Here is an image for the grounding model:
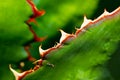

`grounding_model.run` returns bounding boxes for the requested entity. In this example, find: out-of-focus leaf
[0,0,32,80]
[23,12,120,80]
[0,64,14,80]
[0,0,32,62]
